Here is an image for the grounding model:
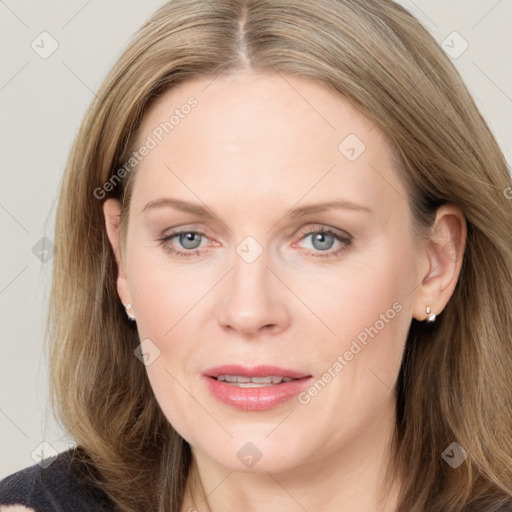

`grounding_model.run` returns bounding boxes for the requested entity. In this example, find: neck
[182,397,402,512]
